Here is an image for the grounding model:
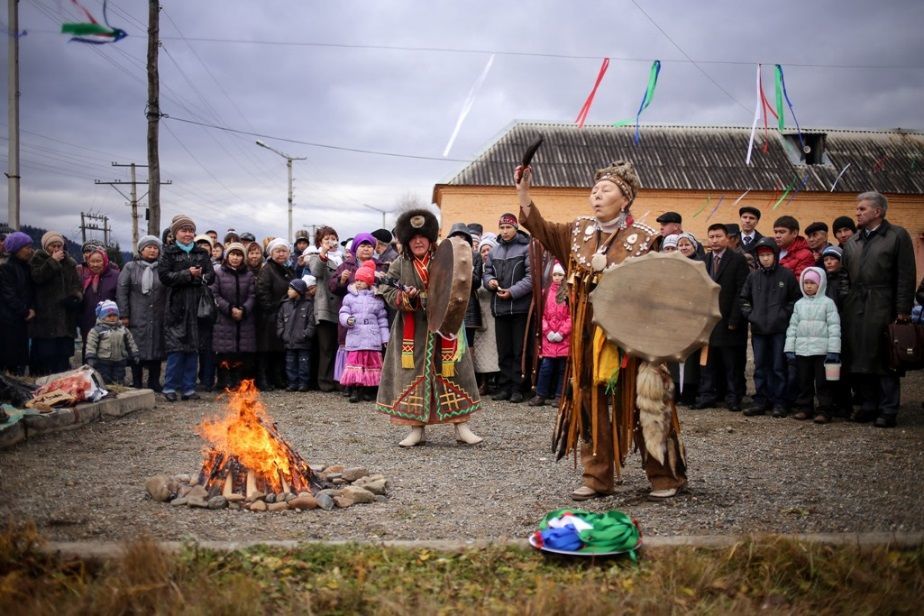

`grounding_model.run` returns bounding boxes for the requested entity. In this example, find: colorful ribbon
[692,194,711,218]
[774,65,804,150]
[575,58,610,128]
[631,60,661,143]
[443,54,495,157]
[61,0,127,44]
[830,163,851,192]
[746,64,762,165]
[772,174,809,210]
[704,195,726,221]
